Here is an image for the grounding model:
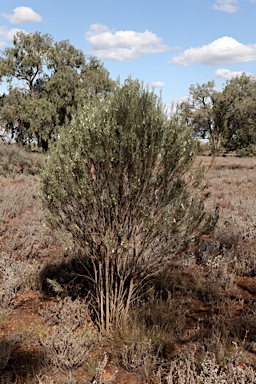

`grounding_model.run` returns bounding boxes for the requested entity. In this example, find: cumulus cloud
[212,0,240,12]
[169,36,256,66]
[0,26,24,48]
[215,68,245,80]
[147,81,165,88]
[215,68,254,80]
[85,24,169,62]
[2,7,42,25]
